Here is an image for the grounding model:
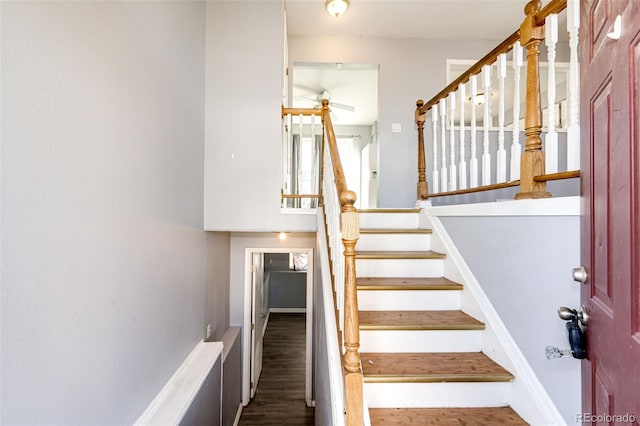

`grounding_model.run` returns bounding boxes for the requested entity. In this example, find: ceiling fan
[294,89,355,113]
